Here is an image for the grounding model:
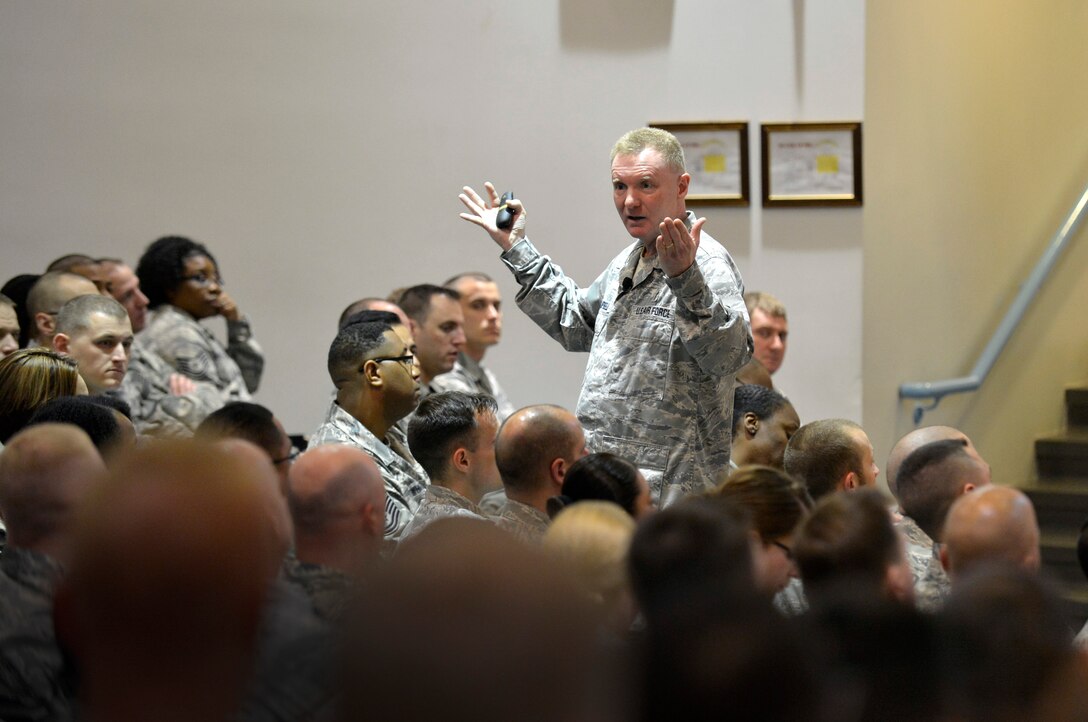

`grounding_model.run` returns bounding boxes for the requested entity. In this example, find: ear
[961,483,977,495]
[35,312,56,338]
[842,471,859,491]
[53,333,71,354]
[743,412,761,440]
[677,172,690,200]
[549,457,567,487]
[451,447,470,474]
[361,359,383,388]
[939,545,951,575]
[407,319,422,338]
[361,502,382,536]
